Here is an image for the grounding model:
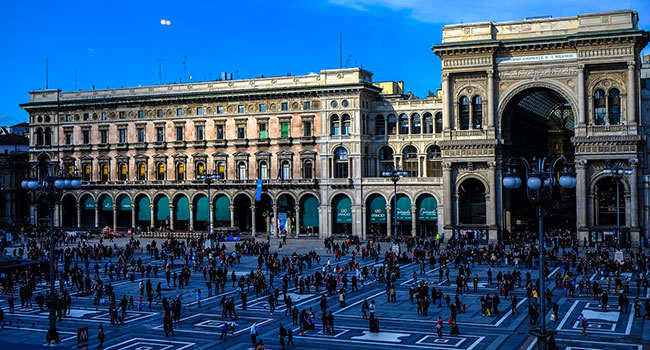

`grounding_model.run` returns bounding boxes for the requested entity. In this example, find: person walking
[279,323,287,350]
[250,321,259,345]
[436,316,443,337]
[196,289,201,308]
[97,324,105,350]
[578,313,588,336]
